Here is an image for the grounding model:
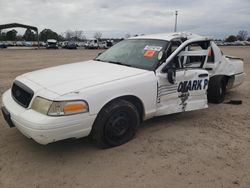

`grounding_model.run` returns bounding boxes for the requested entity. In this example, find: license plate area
[1,106,15,128]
